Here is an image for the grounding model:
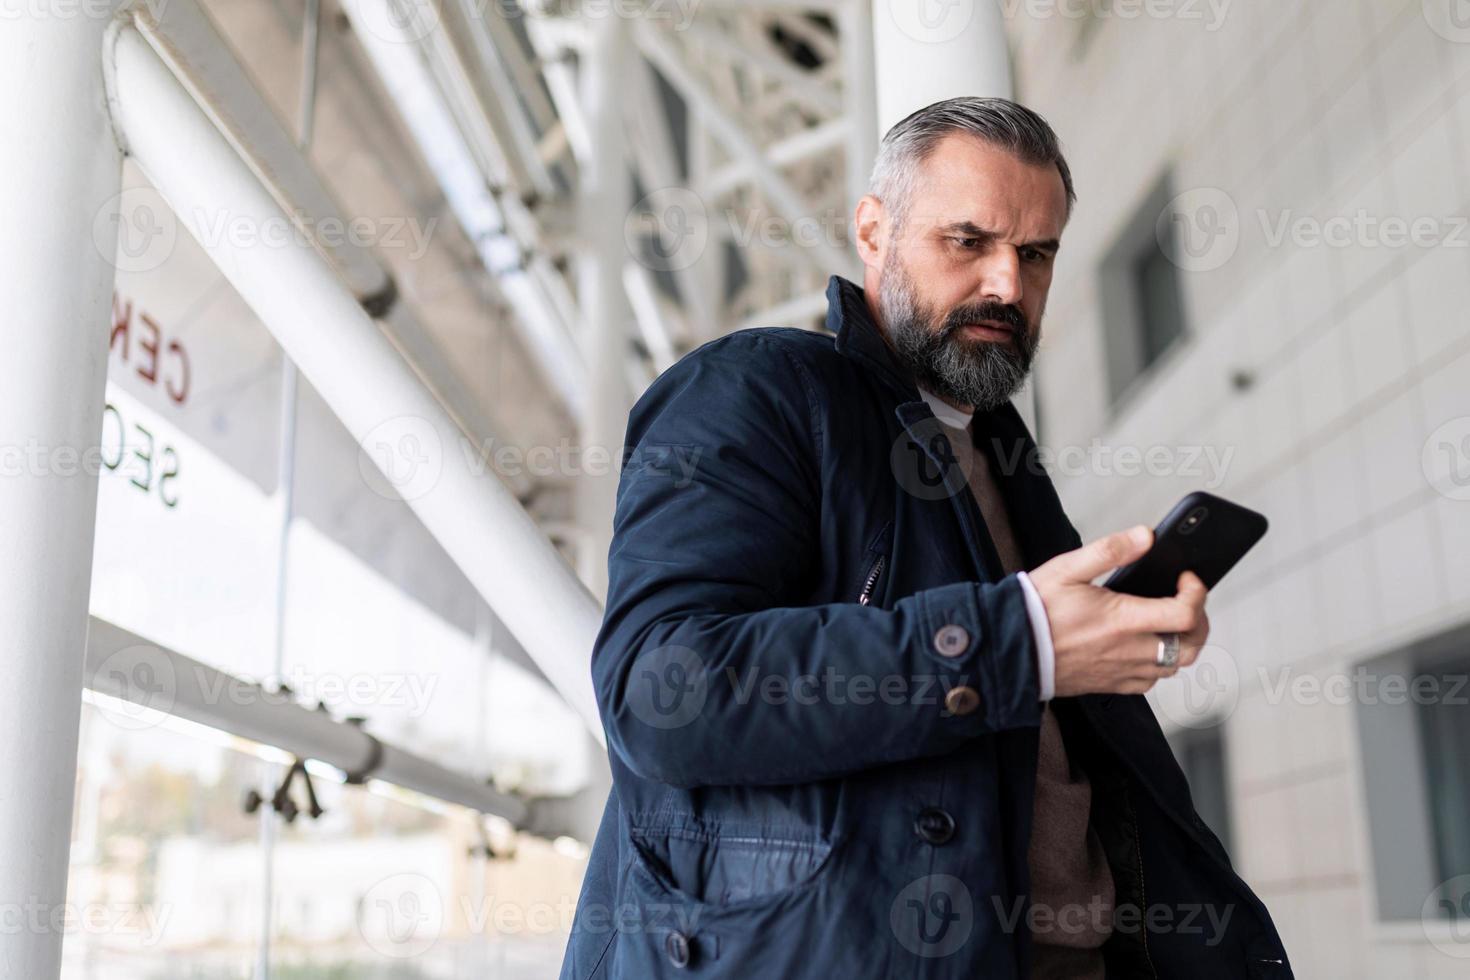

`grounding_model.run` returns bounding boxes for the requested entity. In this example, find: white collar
[918,386,975,429]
